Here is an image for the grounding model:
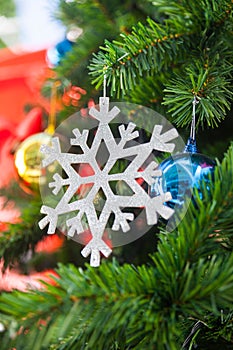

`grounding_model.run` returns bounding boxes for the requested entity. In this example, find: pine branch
[125,71,170,108]
[89,0,233,128]
[150,0,232,23]
[163,50,233,128]
[89,18,190,96]
[1,143,233,349]
[89,0,233,92]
